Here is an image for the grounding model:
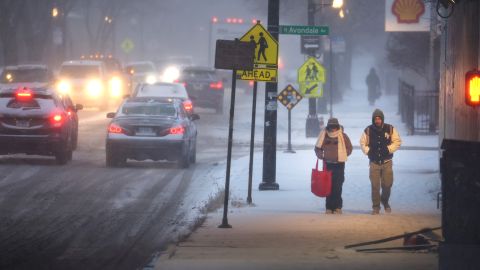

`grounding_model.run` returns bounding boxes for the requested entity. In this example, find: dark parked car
[105,97,199,168]
[0,64,55,89]
[175,66,224,113]
[0,86,82,164]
